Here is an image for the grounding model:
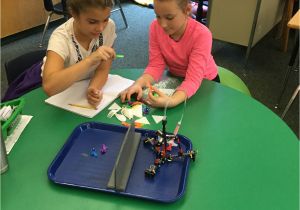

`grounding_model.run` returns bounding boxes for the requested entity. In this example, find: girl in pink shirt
[121,0,219,107]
